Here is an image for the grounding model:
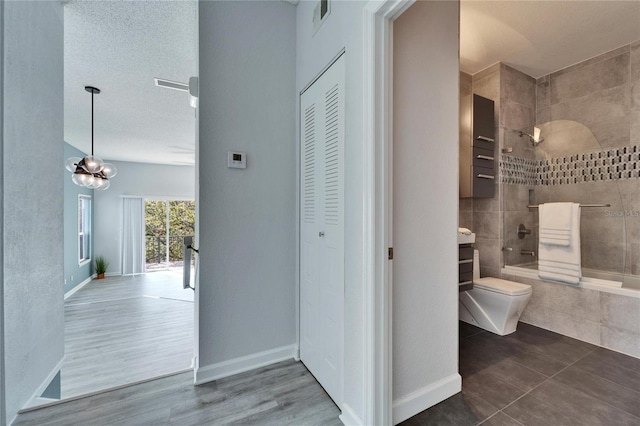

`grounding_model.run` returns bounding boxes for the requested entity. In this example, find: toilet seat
[474,277,532,296]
